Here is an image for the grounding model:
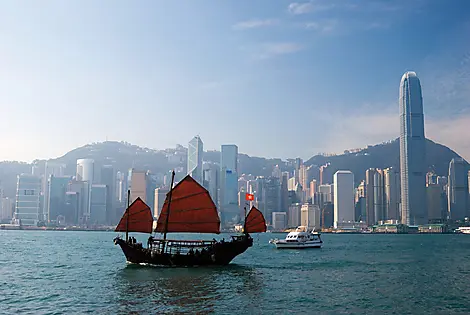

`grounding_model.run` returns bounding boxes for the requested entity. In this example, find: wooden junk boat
[113,171,266,266]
